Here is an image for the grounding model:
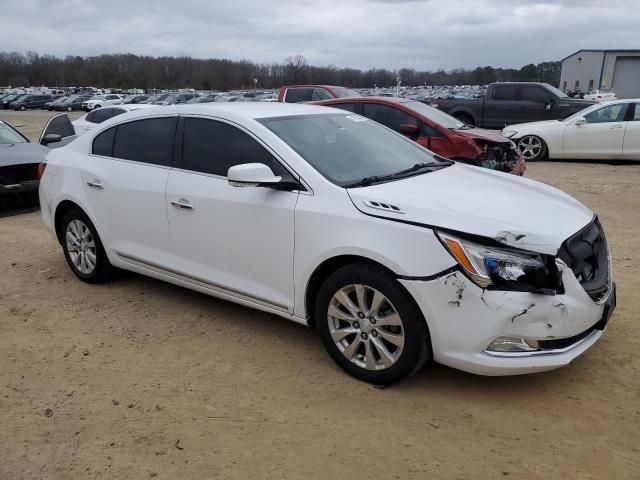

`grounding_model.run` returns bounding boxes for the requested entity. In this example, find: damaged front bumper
[400,263,615,376]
